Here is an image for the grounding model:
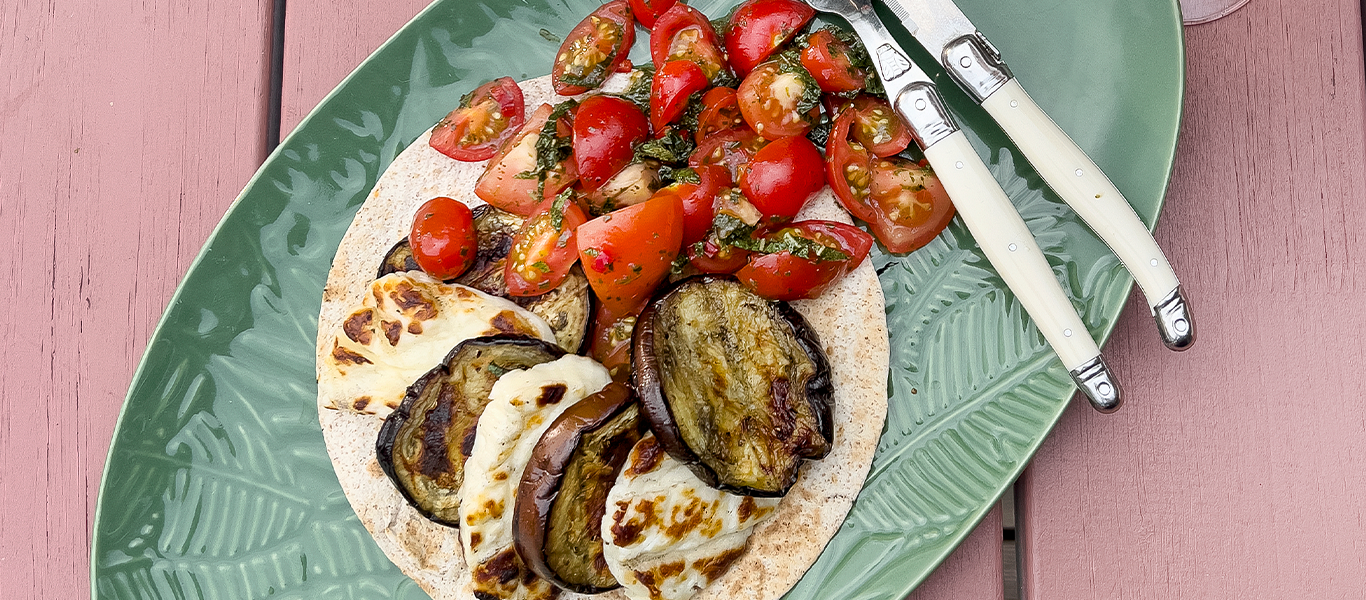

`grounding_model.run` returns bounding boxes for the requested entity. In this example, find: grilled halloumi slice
[458,355,613,600]
[602,435,780,600]
[319,271,554,418]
